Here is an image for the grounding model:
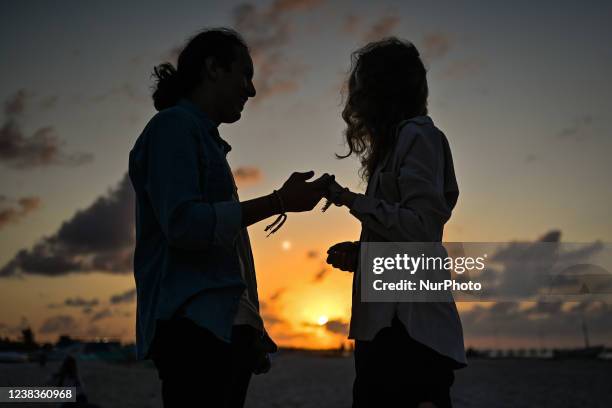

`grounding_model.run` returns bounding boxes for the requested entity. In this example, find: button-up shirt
[128,99,258,359]
[347,116,467,367]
